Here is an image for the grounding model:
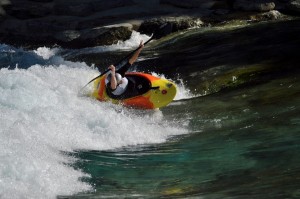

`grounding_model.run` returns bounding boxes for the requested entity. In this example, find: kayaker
[105,41,144,95]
